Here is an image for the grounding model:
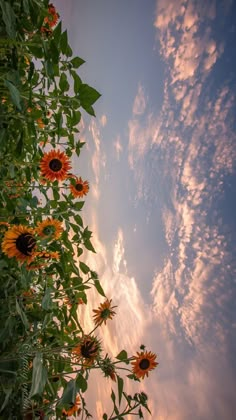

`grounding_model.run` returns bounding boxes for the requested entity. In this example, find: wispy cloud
[77,213,154,417]
[132,83,147,115]
[113,134,123,161]
[89,119,106,199]
[125,0,236,418]
[100,114,107,127]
